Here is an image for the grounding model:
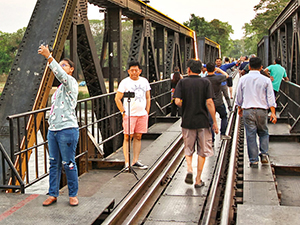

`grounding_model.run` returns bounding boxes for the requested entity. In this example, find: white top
[117,76,151,116]
[235,70,276,109]
[48,59,78,131]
